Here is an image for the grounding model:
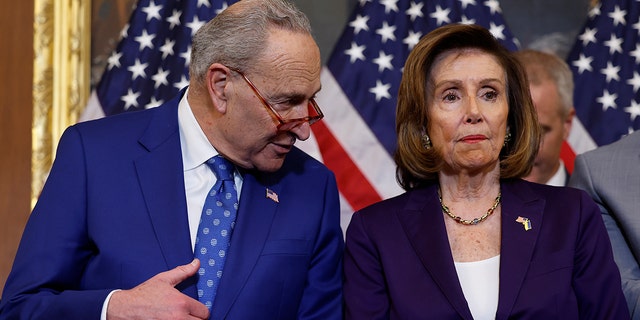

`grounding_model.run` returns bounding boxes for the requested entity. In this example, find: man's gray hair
[189,0,312,84]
